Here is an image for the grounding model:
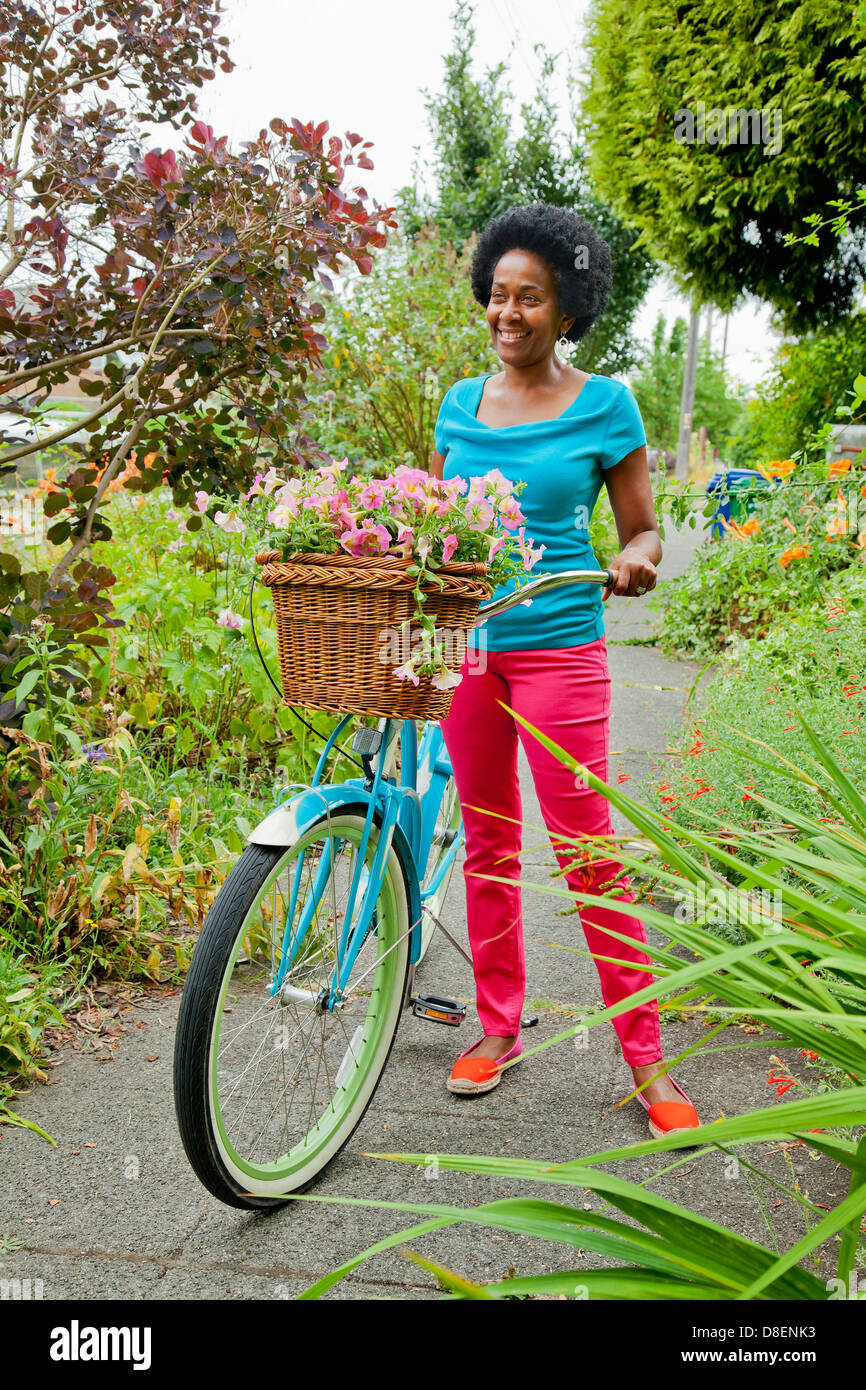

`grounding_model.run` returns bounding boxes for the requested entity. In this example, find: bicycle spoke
[209,818,405,1175]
